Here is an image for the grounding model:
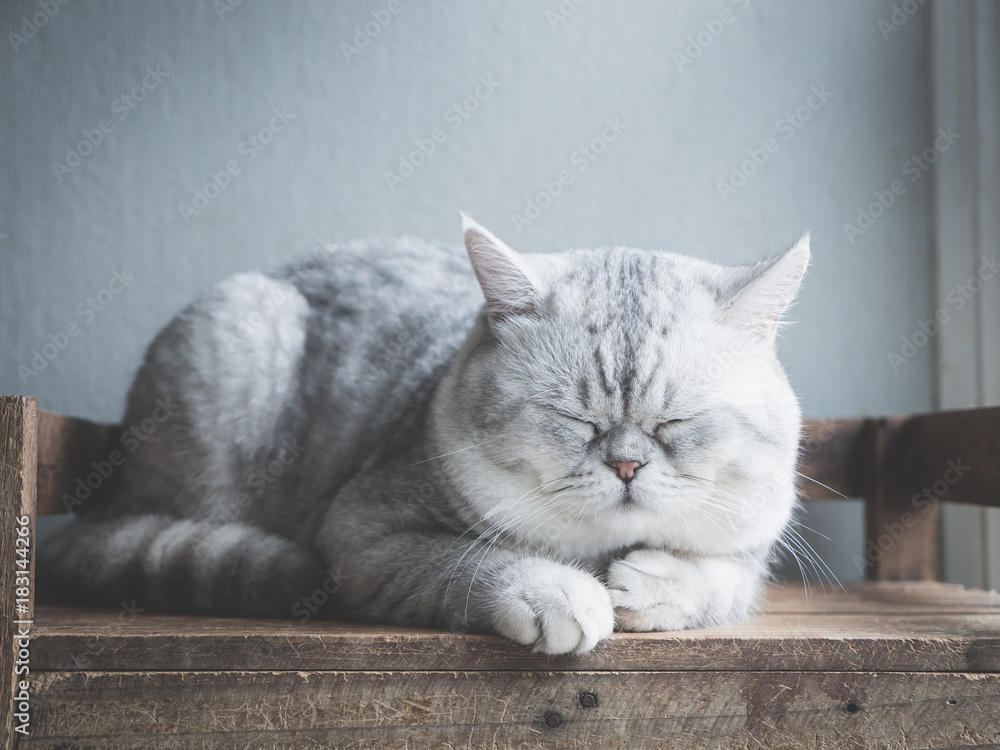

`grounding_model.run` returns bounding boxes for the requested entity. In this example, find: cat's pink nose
[611,460,642,482]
